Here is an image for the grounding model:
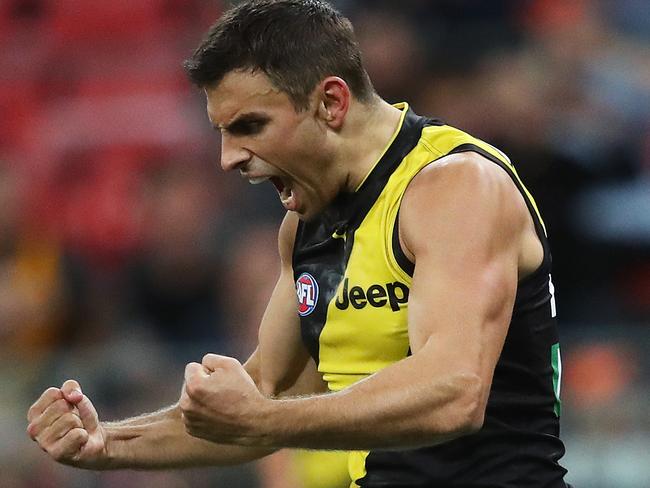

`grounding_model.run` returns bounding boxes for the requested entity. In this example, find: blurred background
[0,0,648,487]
